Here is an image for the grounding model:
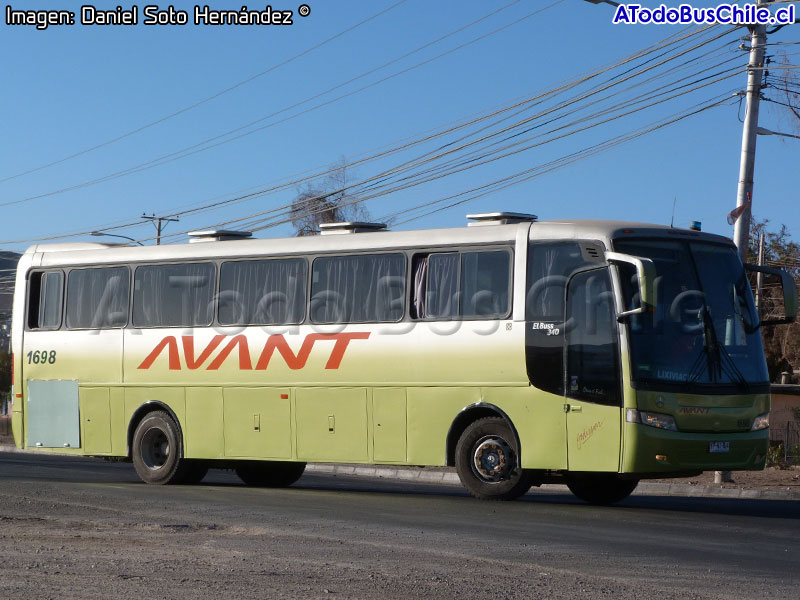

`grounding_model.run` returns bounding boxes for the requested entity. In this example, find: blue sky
[0,0,797,251]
